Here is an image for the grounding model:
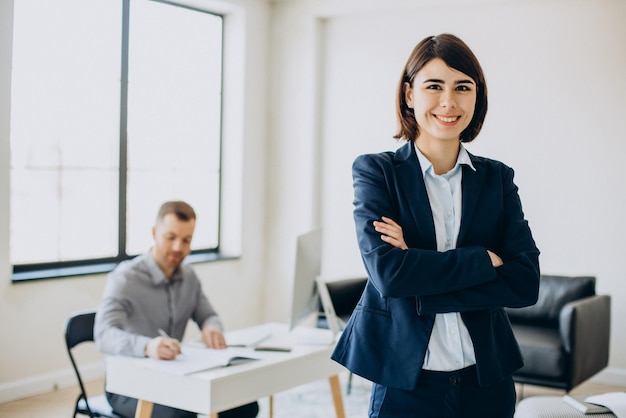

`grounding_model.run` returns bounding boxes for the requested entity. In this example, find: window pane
[126,1,222,254]
[10,0,122,264]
